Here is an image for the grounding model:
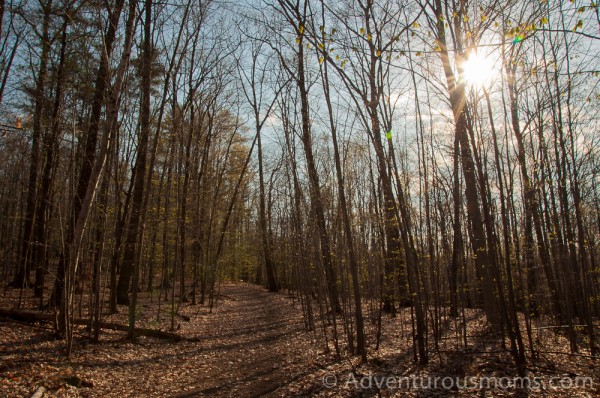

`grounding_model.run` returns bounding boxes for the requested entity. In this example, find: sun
[461,51,497,87]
